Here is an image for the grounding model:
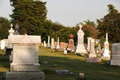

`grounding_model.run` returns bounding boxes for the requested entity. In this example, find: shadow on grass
[39,55,120,80]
